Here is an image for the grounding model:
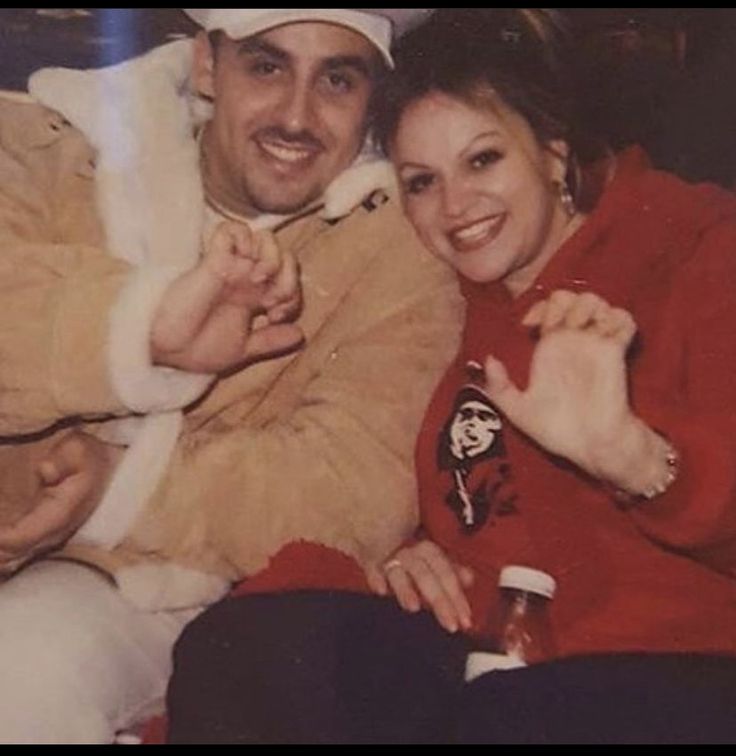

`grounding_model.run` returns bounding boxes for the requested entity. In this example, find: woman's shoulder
[614,146,736,229]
